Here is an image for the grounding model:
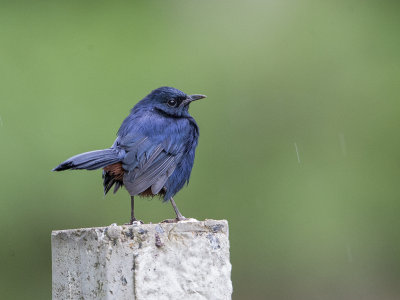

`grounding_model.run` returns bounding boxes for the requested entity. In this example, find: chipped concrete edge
[51,219,229,238]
